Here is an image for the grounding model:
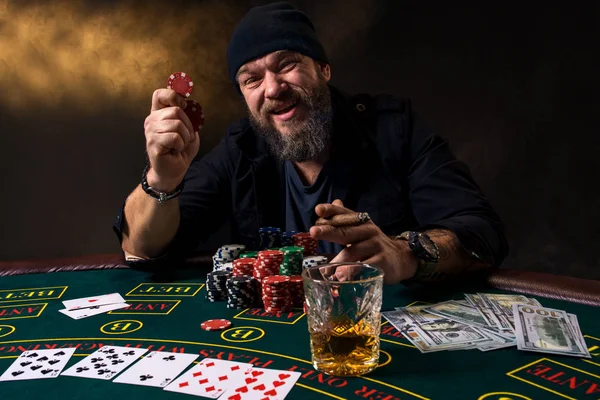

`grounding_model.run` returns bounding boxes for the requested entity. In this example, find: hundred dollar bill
[479,293,541,331]
[424,300,490,328]
[384,306,494,353]
[465,294,503,329]
[513,304,591,358]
